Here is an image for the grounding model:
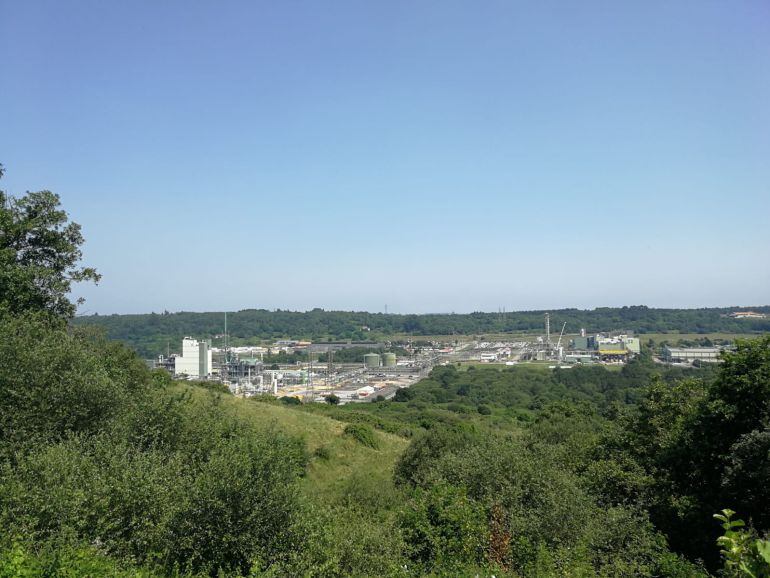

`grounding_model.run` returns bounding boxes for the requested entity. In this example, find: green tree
[0,166,100,319]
